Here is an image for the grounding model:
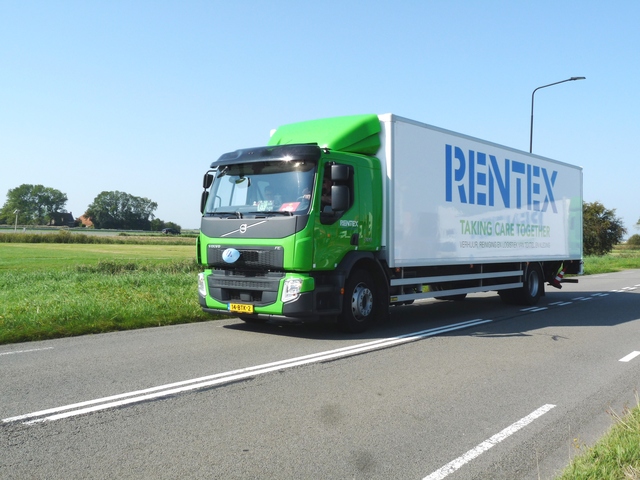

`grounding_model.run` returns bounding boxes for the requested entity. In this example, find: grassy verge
[0,261,214,344]
[583,245,640,275]
[557,398,640,479]
[0,238,223,345]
